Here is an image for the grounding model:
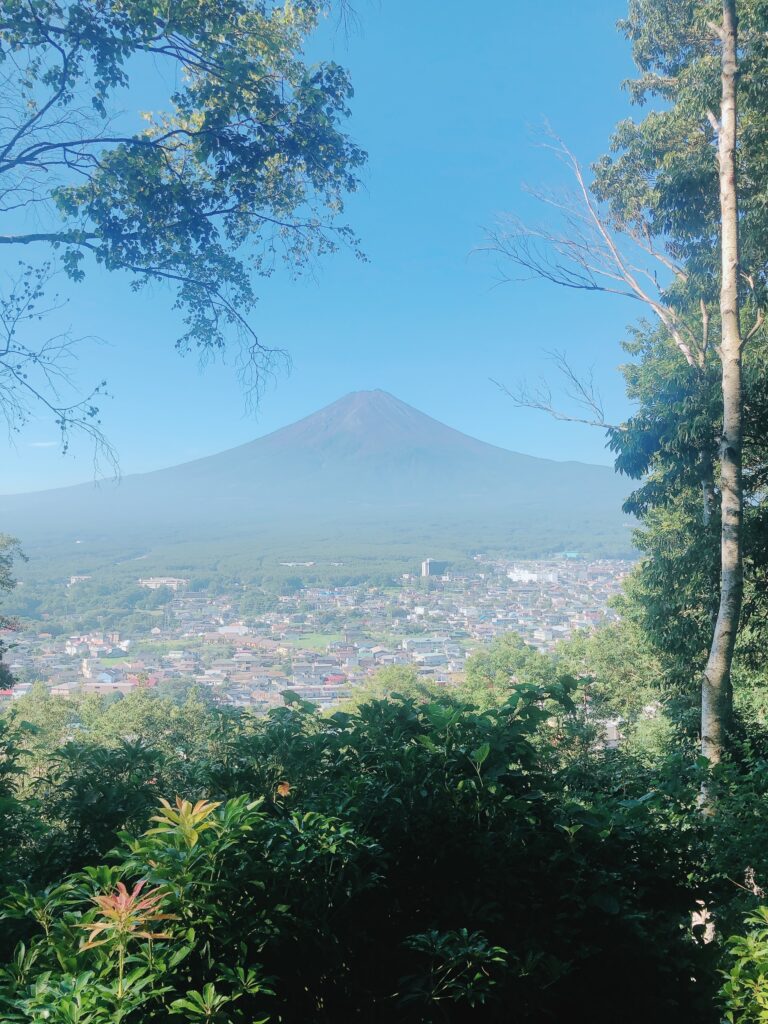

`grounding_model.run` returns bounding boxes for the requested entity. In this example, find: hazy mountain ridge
[0,390,634,567]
